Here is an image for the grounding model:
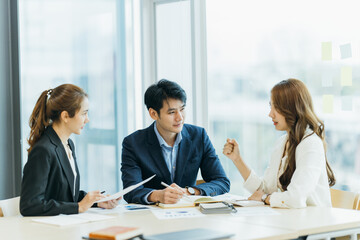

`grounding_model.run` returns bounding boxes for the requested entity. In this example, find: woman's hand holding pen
[78,190,105,213]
